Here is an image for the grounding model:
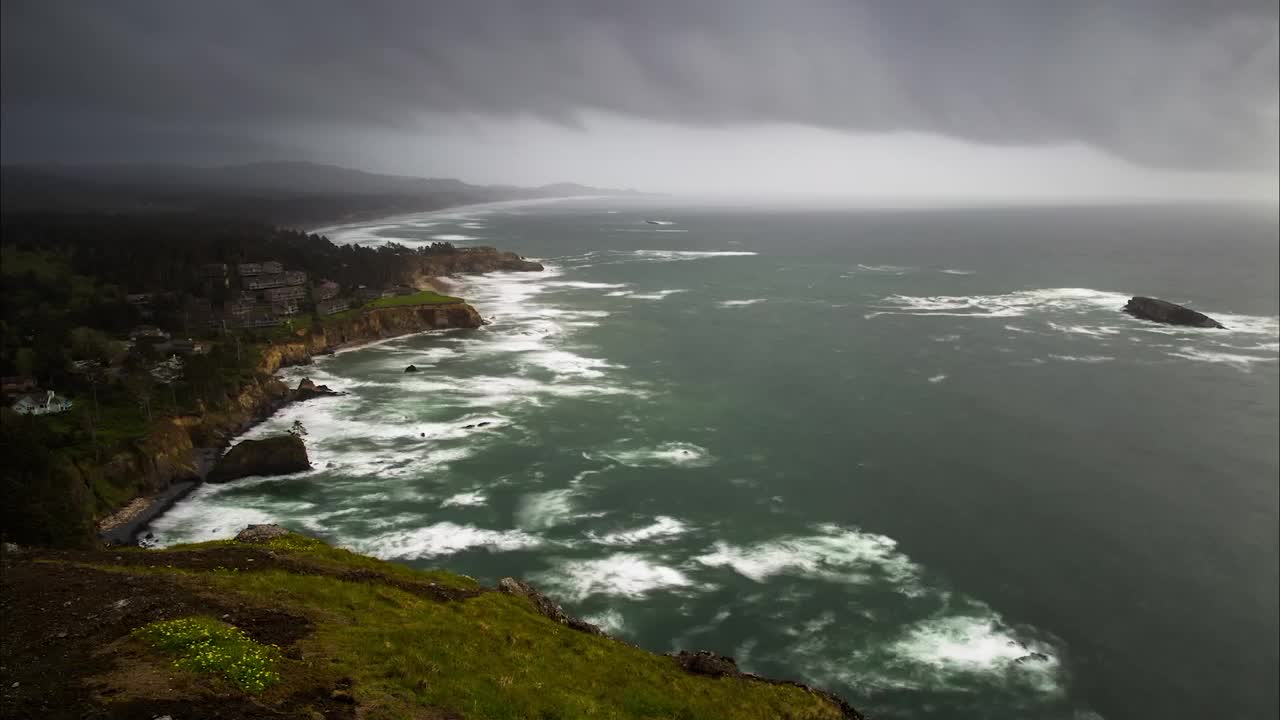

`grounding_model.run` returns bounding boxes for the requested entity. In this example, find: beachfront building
[238,262,263,277]
[271,299,300,316]
[316,298,350,316]
[264,285,307,304]
[312,280,340,302]
[11,390,74,415]
[246,273,288,290]
[241,307,282,328]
